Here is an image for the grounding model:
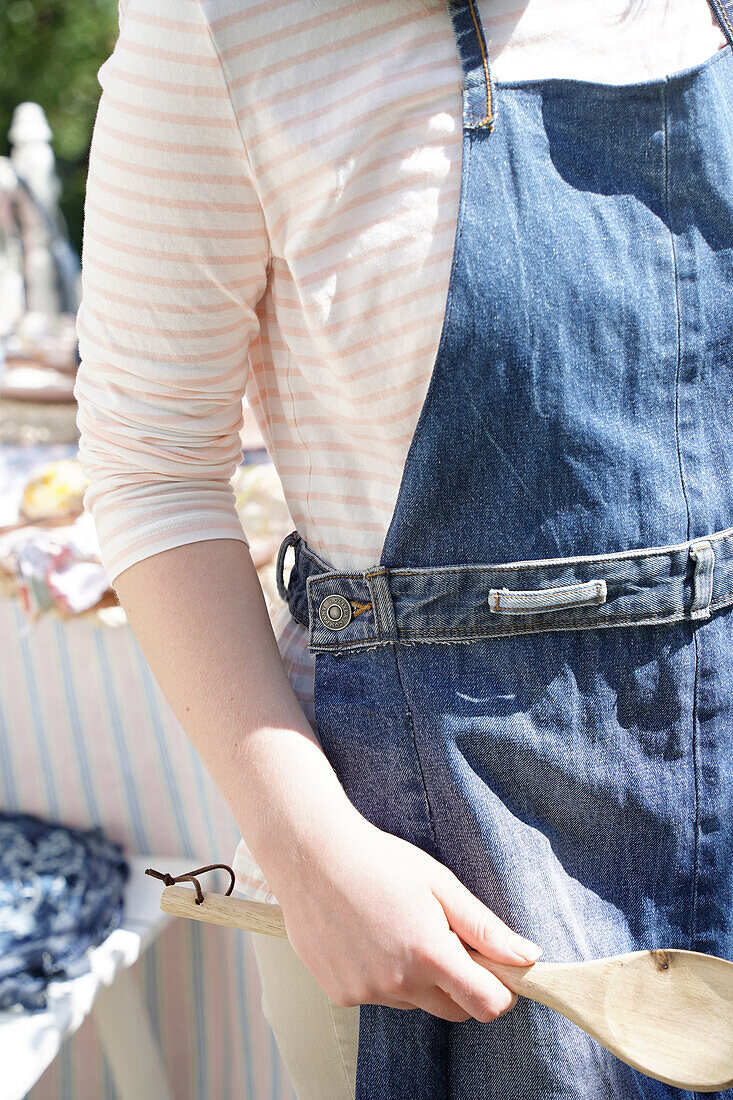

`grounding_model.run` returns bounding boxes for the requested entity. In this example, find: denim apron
[275,0,733,1095]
